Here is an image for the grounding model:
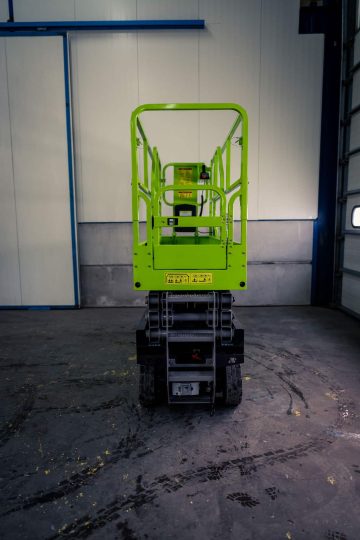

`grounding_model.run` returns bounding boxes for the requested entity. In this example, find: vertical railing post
[144,140,149,188]
[226,138,231,190]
